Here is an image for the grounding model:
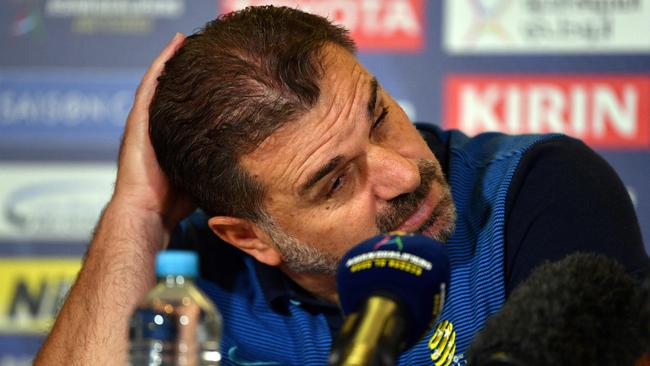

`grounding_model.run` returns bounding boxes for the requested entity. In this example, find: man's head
[150,6,455,280]
[150,6,354,223]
